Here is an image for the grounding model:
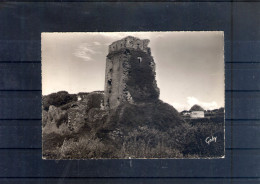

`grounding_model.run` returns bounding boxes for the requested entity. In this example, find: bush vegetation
[42,92,224,159]
[43,117,224,159]
[42,91,77,111]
